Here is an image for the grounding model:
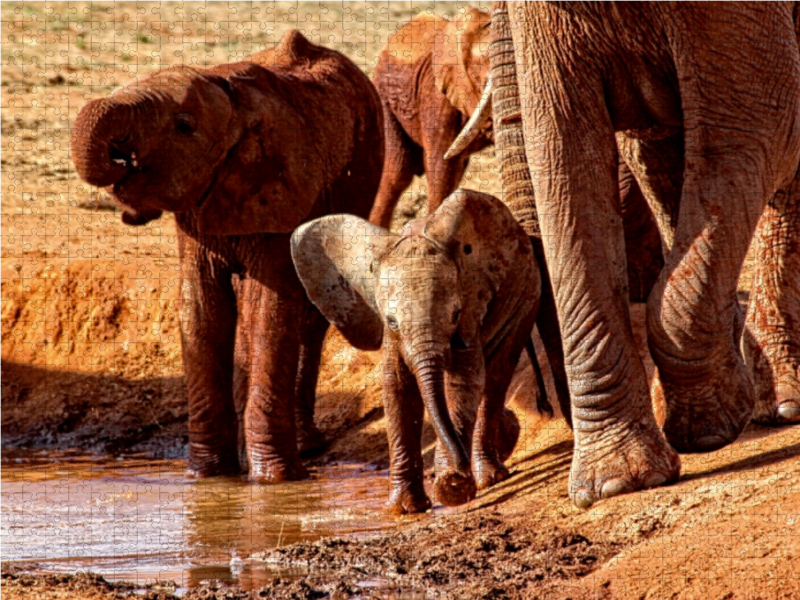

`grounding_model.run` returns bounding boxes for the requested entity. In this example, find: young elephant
[292,189,545,513]
[71,30,385,481]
